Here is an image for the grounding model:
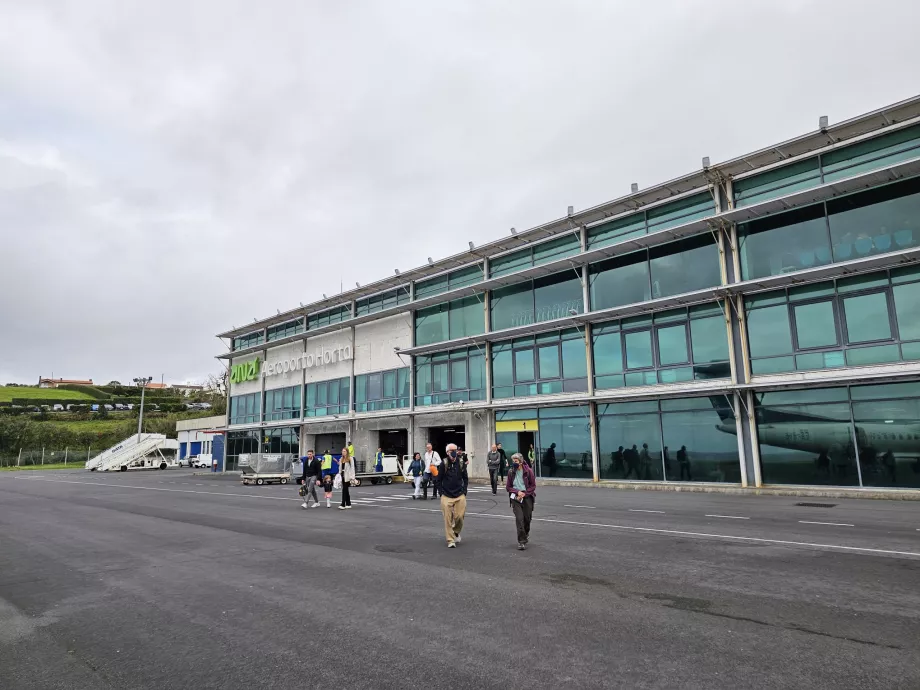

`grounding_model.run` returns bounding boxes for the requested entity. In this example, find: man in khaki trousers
[439,443,468,548]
